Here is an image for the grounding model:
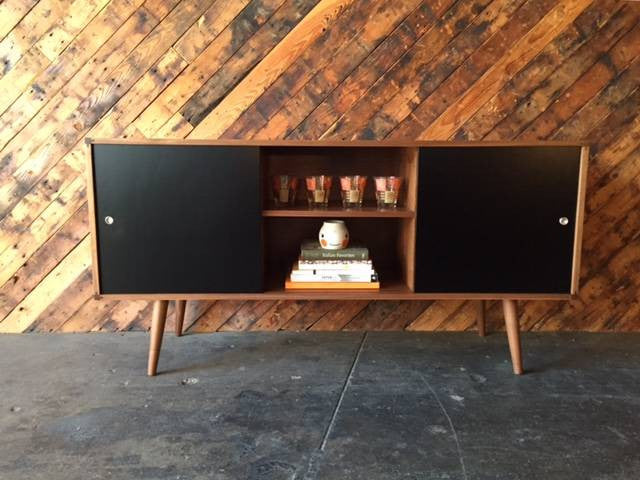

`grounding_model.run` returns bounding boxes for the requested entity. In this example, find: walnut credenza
[86,139,588,376]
